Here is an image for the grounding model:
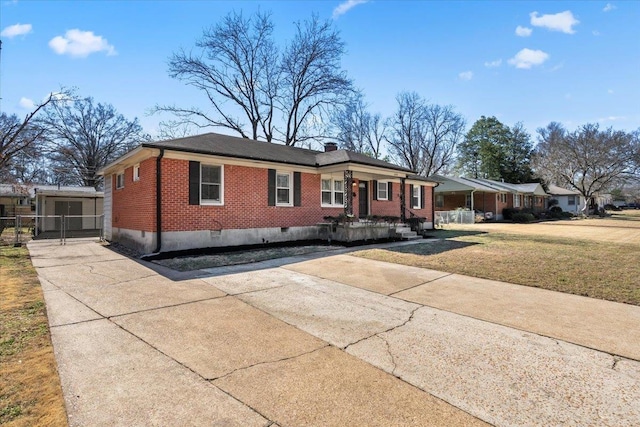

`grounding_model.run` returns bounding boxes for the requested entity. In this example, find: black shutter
[420,185,425,209]
[294,172,301,206]
[388,182,393,201]
[188,161,200,205]
[268,169,276,206]
[409,184,414,207]
[372,180,378,200]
